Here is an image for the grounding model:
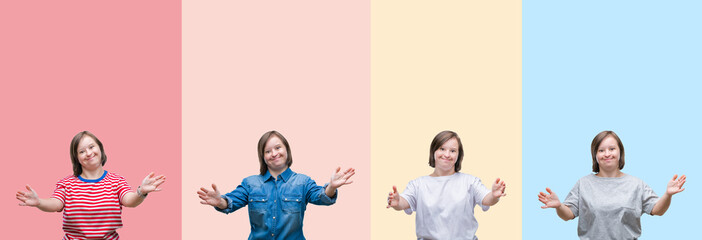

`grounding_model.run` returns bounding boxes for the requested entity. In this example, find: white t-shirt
[400,172,491,240]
